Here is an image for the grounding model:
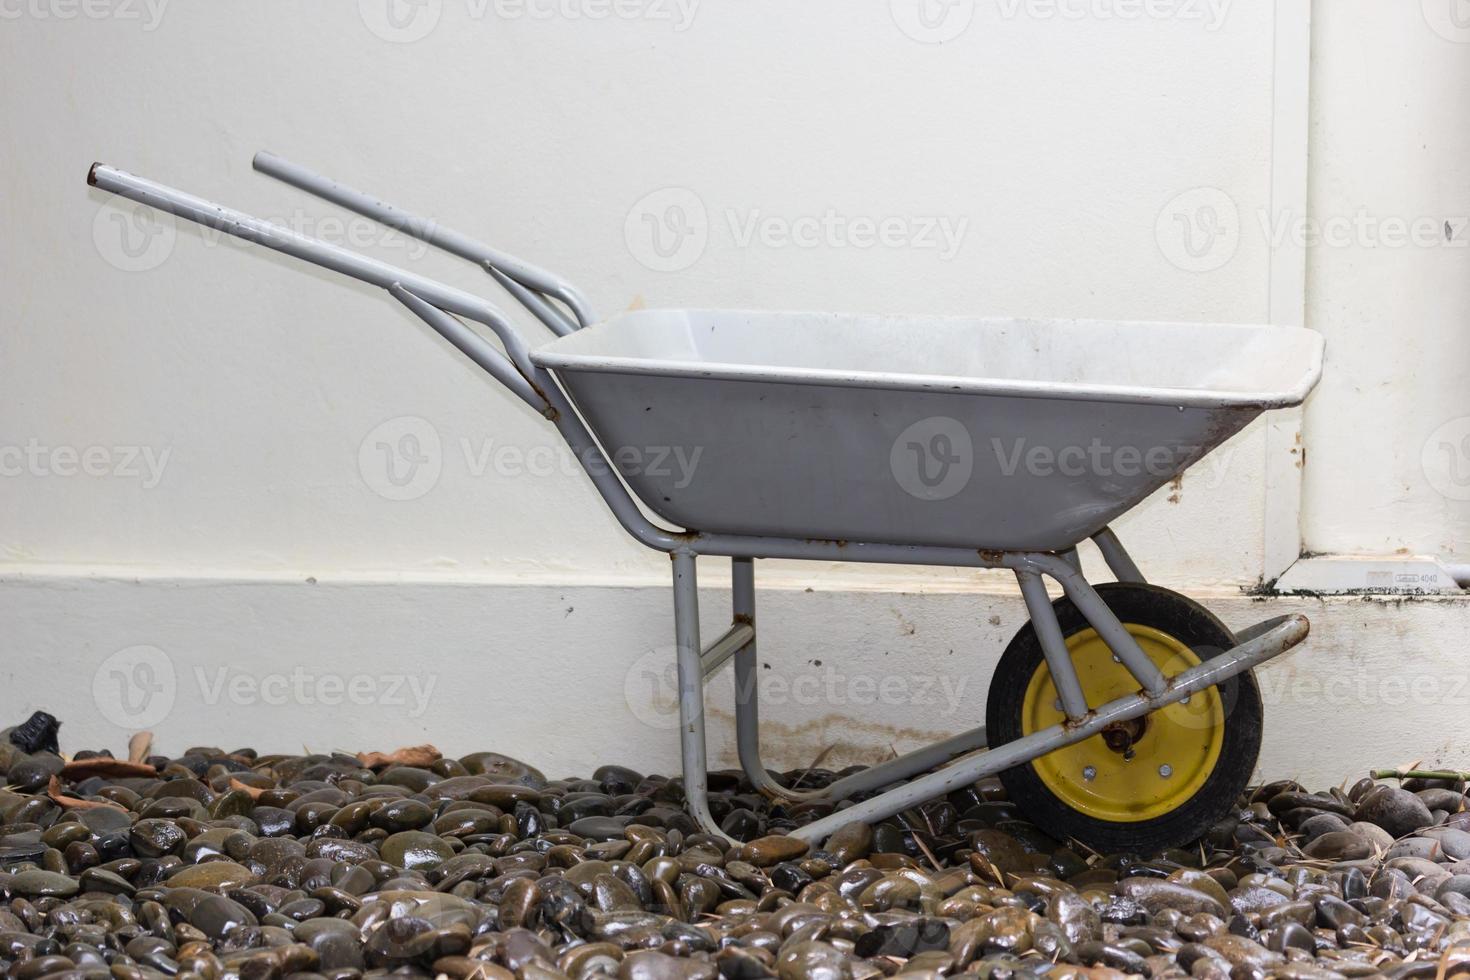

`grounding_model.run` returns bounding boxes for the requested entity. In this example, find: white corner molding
[1260,0,1313,584]
[1273,555,1469,595]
